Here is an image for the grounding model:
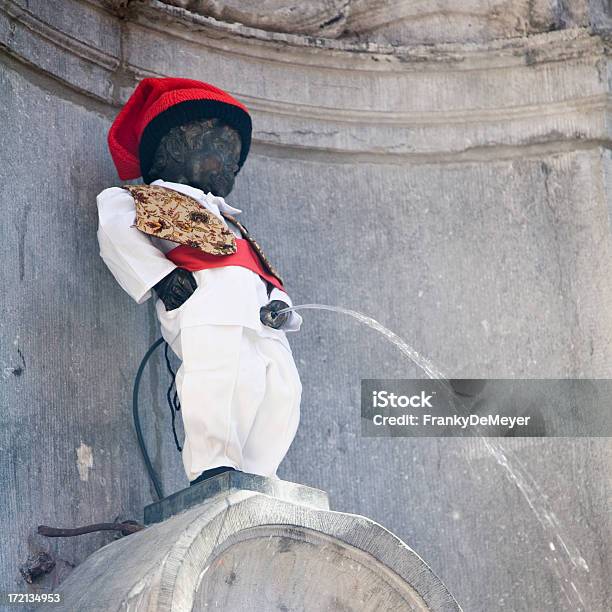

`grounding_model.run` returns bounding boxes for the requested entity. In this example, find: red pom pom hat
[108,77,252,182]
